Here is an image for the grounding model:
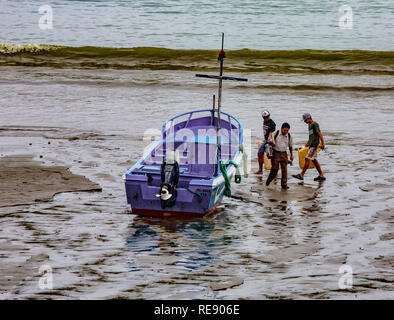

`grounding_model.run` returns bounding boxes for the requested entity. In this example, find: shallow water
[0,66,393,299]
[1,0,393,50]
